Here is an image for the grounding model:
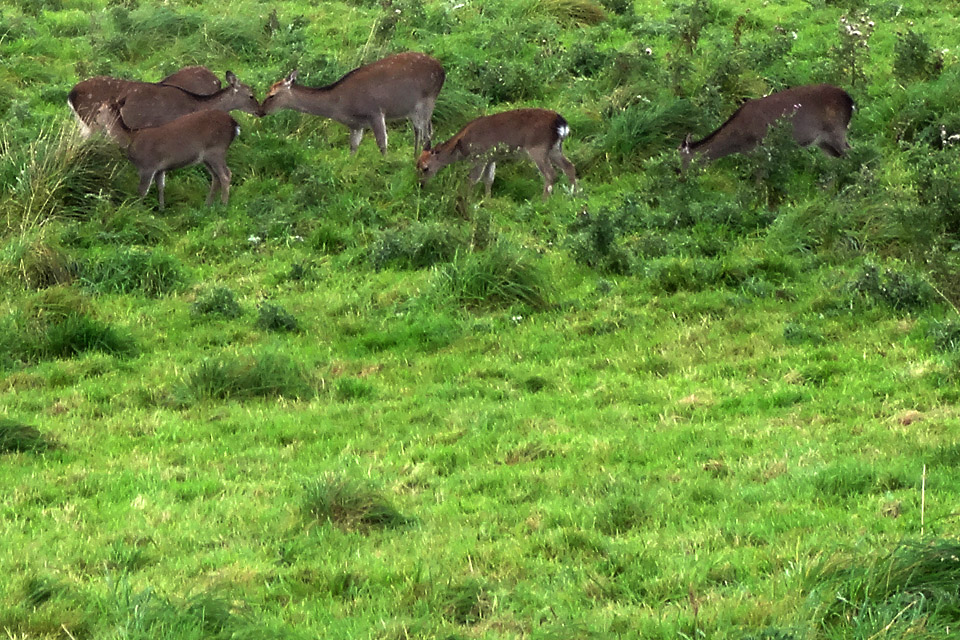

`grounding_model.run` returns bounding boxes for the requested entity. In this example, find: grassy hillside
[3,0,960,638]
